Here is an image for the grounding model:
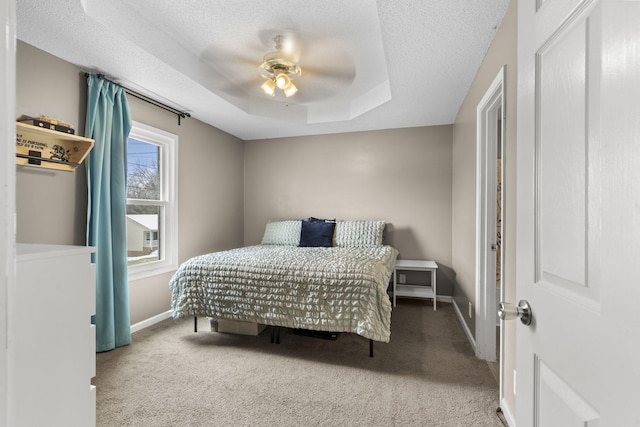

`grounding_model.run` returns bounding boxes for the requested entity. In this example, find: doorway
[475,67,505,389]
